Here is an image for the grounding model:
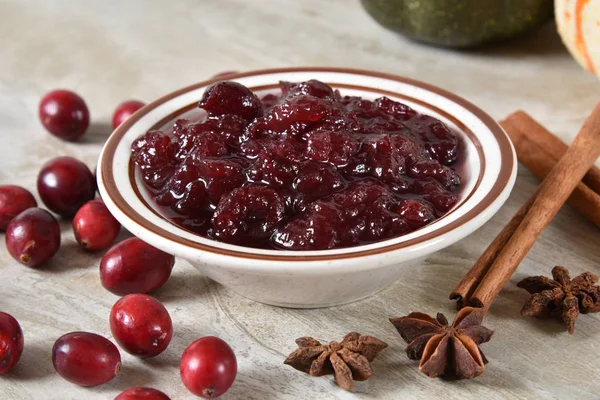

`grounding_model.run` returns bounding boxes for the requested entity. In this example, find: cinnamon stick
[500,117,600,227]
[504,111,600,194]
[469,104,600,310]
[449,195,535,307]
